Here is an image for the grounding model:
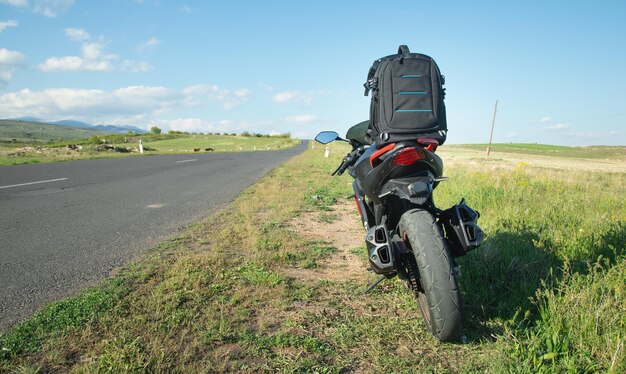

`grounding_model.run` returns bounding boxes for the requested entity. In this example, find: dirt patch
[0,146,85,160]
[284,201,367,283]
[1,146,55,155]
